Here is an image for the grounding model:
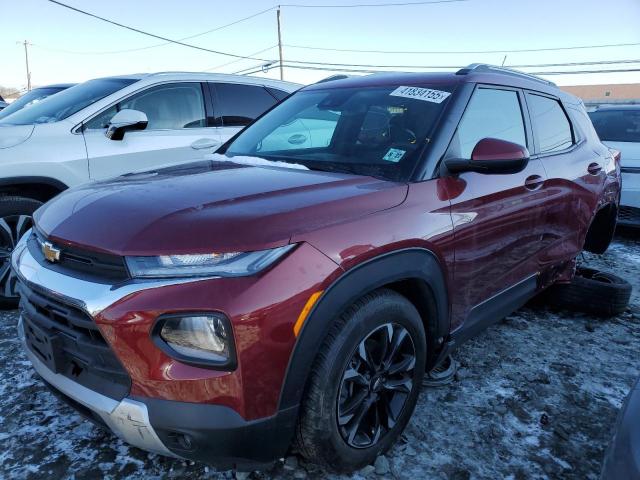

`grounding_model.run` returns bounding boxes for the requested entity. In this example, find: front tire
[295,289,426,472]
[0,196,41,308]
